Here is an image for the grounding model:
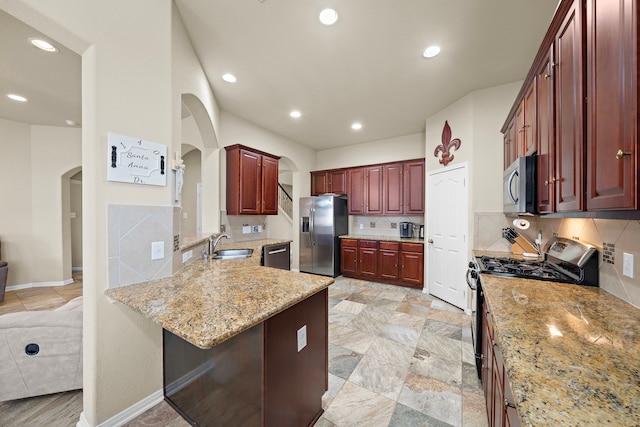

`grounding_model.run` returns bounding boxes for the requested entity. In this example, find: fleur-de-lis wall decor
[434,121,461,166]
